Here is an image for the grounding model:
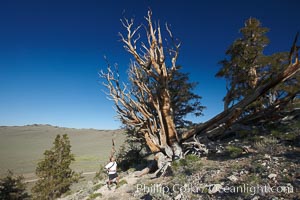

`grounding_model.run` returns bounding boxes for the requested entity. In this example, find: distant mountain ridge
[0,123,118,131]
